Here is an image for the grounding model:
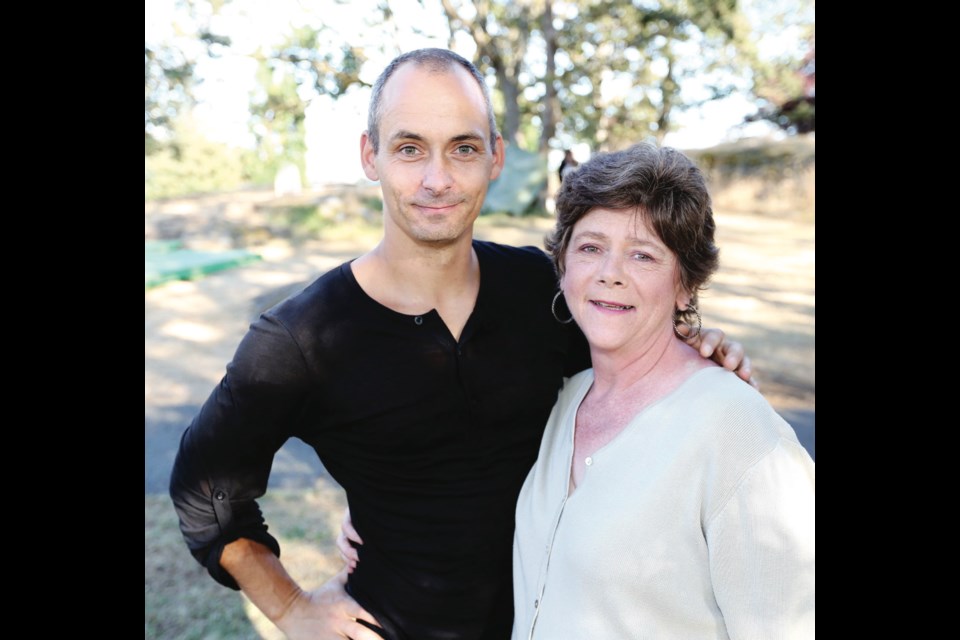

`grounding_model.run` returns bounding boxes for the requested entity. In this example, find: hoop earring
[552,291,574,324]
[673,305,702,340]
